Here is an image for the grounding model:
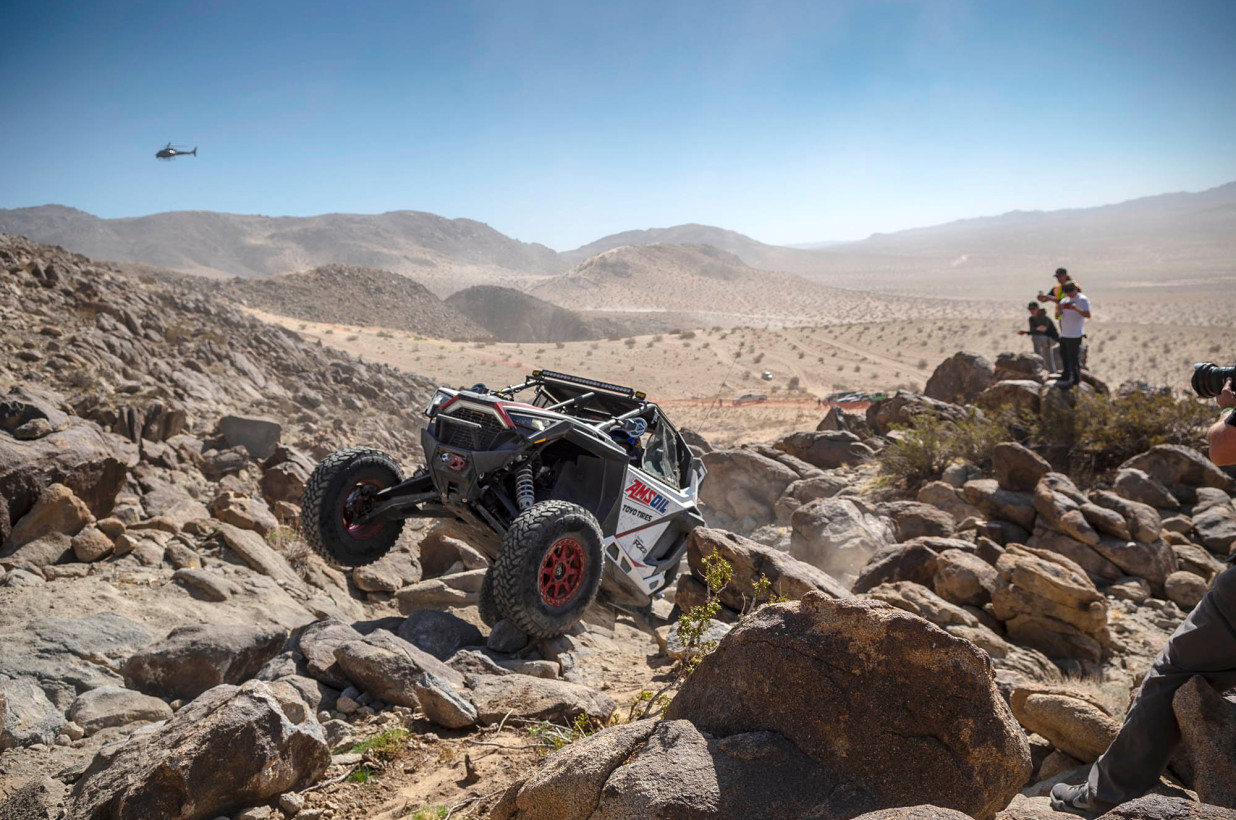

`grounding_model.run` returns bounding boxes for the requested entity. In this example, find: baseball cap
[1054,267,1068,278]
